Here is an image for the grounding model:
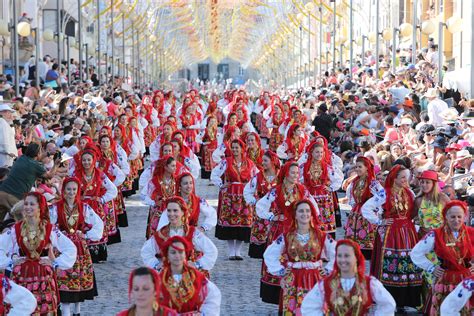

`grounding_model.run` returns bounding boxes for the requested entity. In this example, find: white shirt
[427,99,449,127]
[0,117,17,167]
